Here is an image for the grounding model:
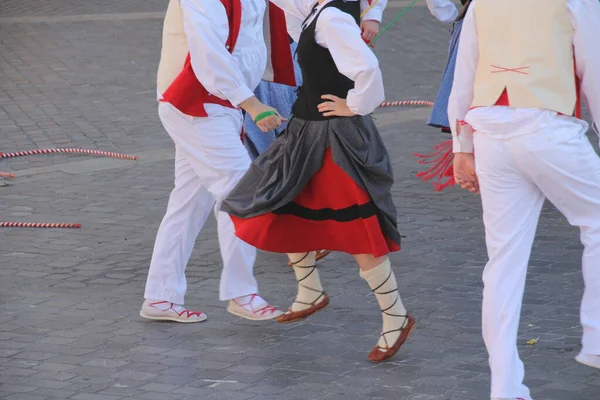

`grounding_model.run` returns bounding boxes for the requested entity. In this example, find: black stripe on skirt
[272,201,378,222]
